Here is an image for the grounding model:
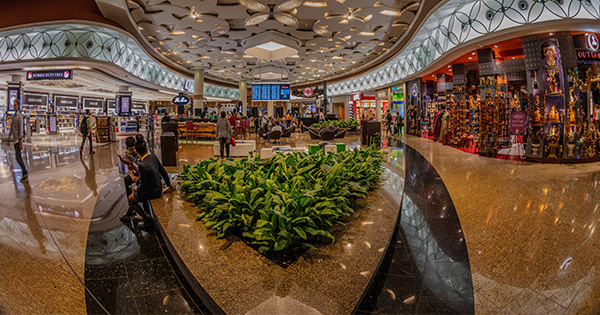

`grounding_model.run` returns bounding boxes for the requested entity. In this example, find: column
[239,80,247,114]
[286,102,292,112]
[267,101,274,117]
[375,94,383,122]
[345,95,351,120]
[193,68,204,111]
